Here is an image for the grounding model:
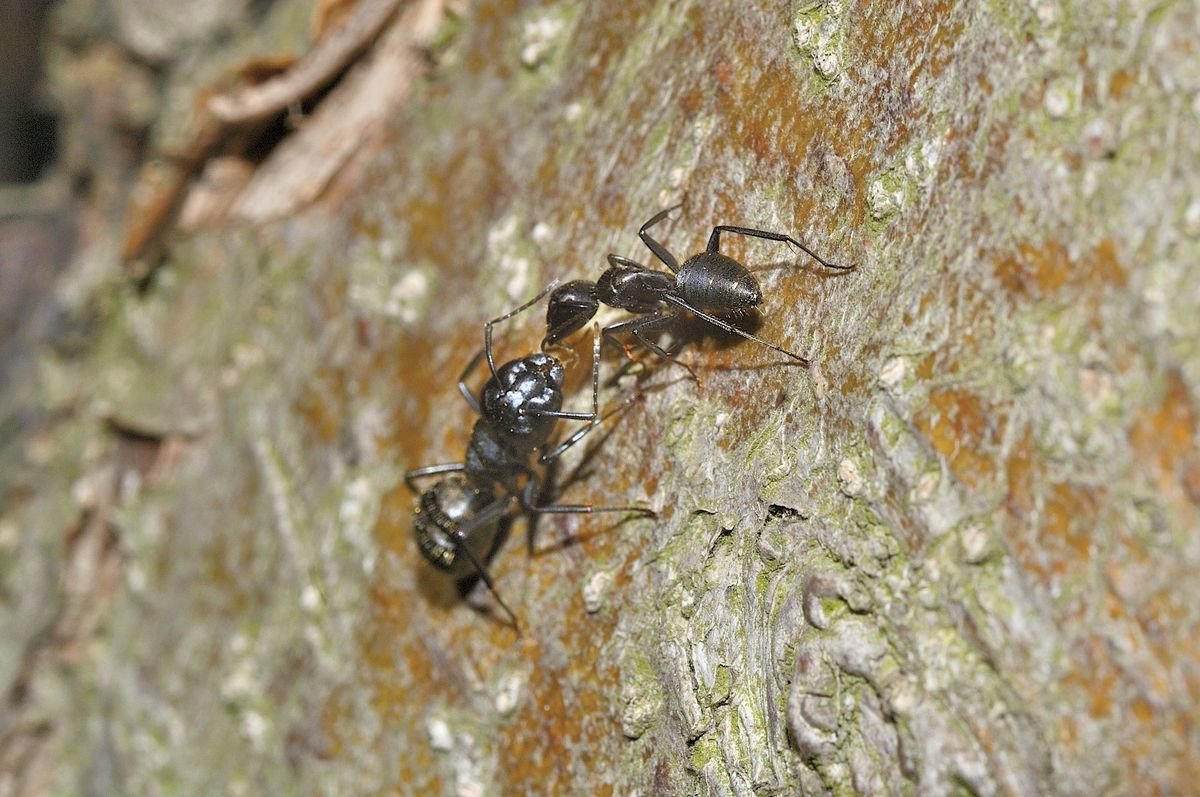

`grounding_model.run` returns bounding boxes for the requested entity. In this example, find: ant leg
[485,279,561,381]
[638,205,683,273]
[539,387,645,463]
[662,293,811,366]
[457,348,486,414]
[405,462,466,492]
[705,225,854,271]
[605,312,699,380]
[449,496,522,631]
[522,476,655,517]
